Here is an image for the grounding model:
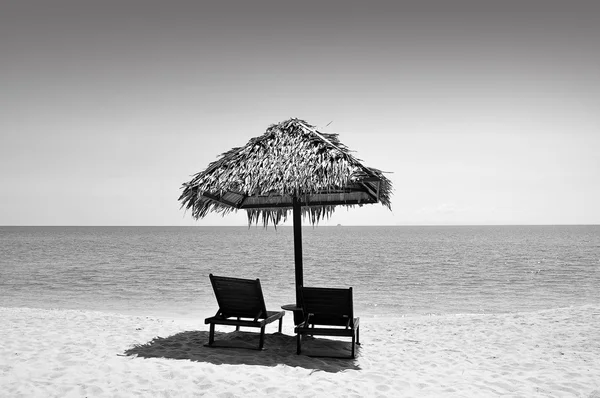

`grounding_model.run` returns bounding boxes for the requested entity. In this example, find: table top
[281,304,301,311]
